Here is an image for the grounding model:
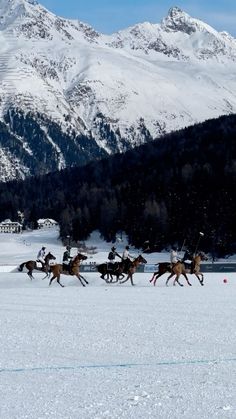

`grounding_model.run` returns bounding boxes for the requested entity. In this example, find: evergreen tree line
[0,113,236,257]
